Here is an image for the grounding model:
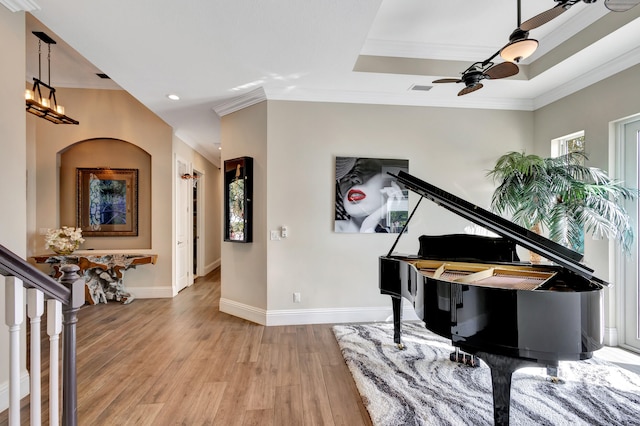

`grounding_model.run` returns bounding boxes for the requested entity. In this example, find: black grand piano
[379,171,608,426]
